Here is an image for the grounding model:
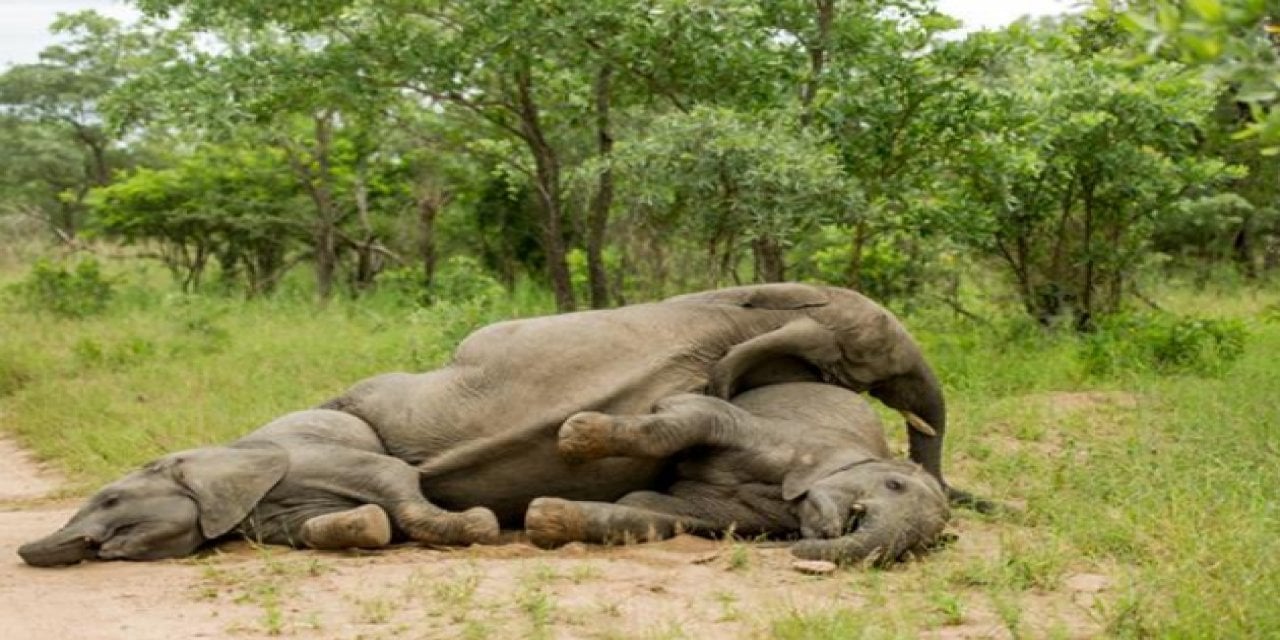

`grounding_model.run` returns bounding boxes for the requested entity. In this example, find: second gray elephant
[526,382,950,564]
